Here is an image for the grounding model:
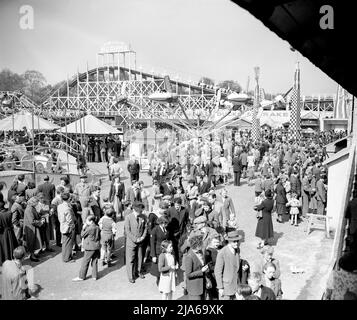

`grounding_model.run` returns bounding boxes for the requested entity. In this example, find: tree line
[0,69,65,105]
